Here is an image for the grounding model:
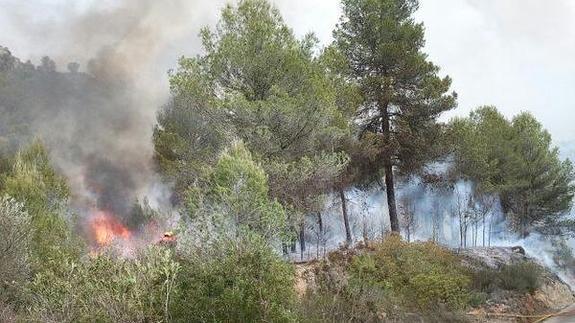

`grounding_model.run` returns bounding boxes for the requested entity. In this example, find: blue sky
[1,0,574,142]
